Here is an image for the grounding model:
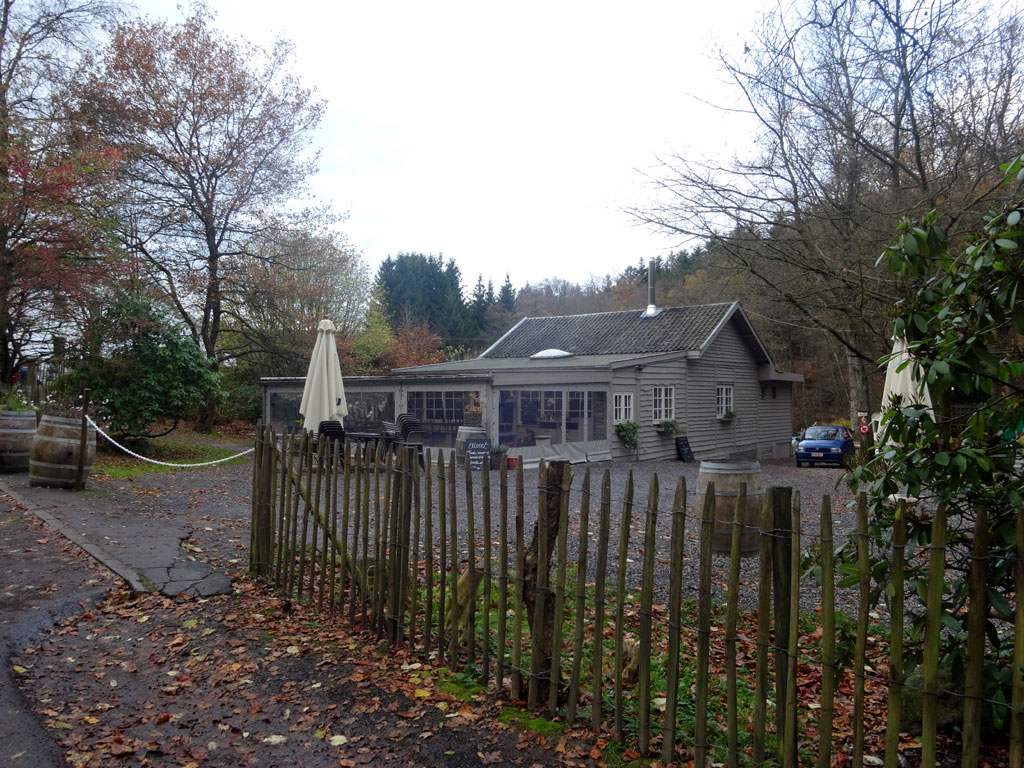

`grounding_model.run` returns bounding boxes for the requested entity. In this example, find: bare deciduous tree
[224,230,370,378]
[635,0,1024,423]
[80,3,333,429]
